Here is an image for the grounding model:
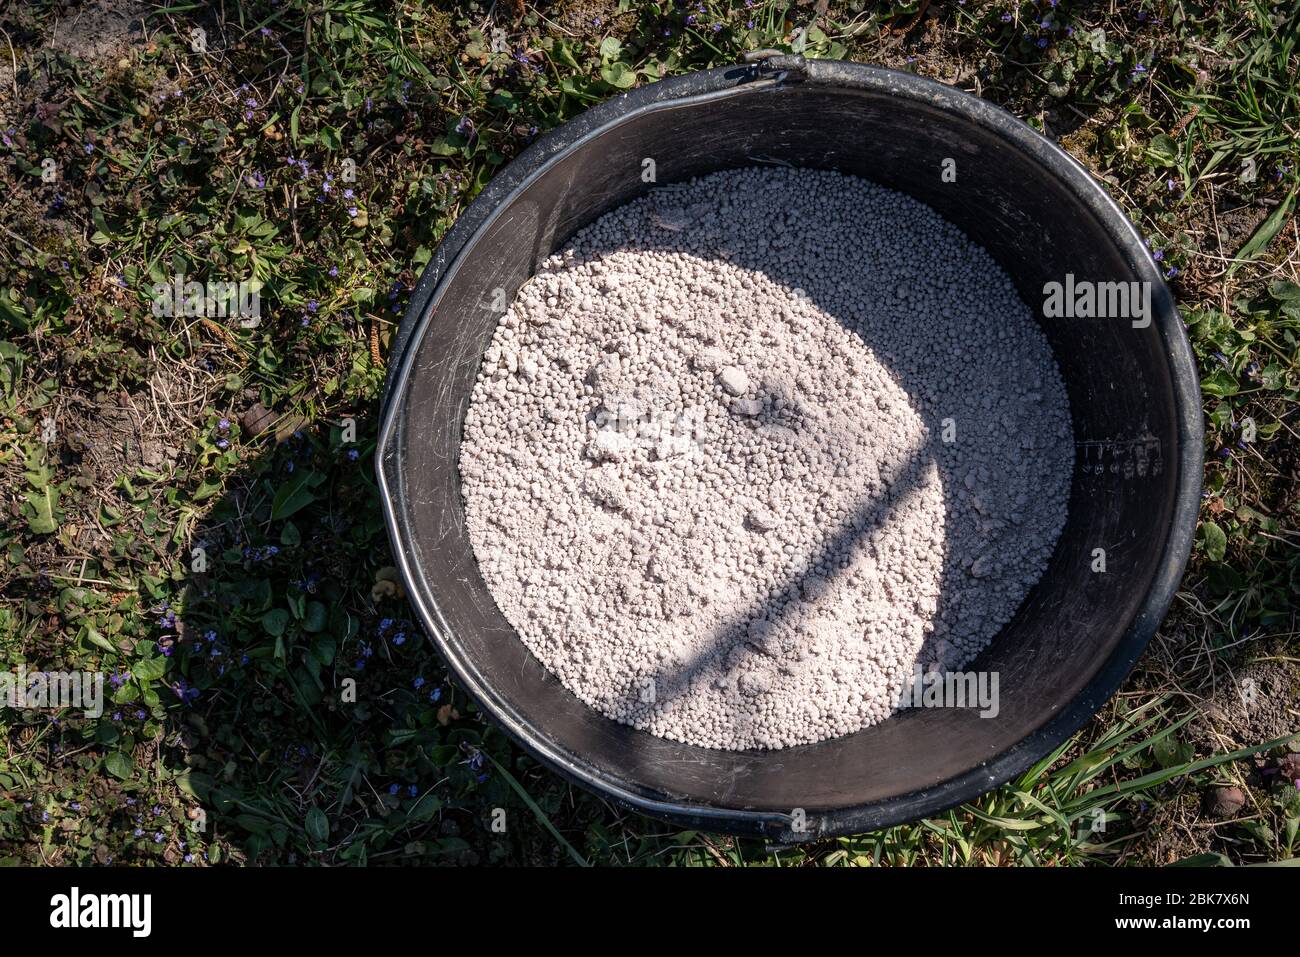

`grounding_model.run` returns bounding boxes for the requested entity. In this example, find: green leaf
[430,837,471,855]
[1057,749,1110,779]
[407,792,443,822]
[1230,188,1296,276]
[132,657,167,681]
[1171,852,1232,867]
[176,771,215,801]
[82,625,118,655]
[600,61,636,89]
[1200,368,1239,398]
[1239,820,1274,844]
[270,472,319,520]
[1151,734,1188,768]
[598,36,622,62]
[103,752,133,780]
[303,601,328,633]
[236,813,271,835]
[262,607,290,637]
[305,807,330,843]
[95,722,119,745]
[192,476,222,502]
[1147,133,1178,167]
[311,634,336,665]
[1268,280,1300,301]
[427,744,458,766]
[1201,521,1227,562]
[25,486,59,534]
